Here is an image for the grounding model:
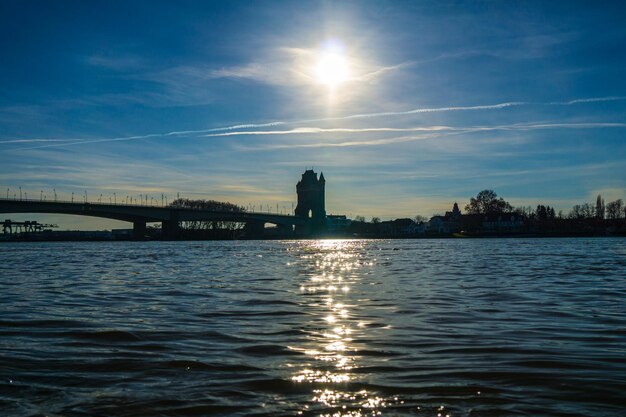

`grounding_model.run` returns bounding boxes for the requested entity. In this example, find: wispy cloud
[238,122,626,150]
[212,122,626,143]
[85,54,144,71]
[4,97,626,151]
[0,139,83,144]
[549,96,626,105]
[202,126,461,137]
